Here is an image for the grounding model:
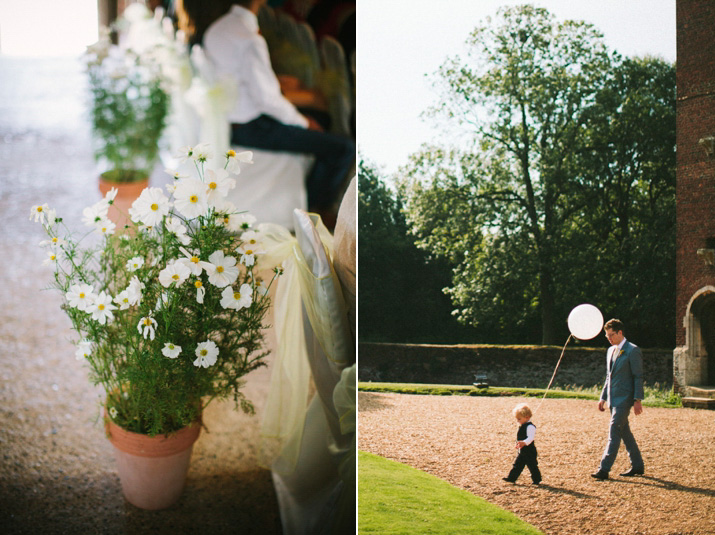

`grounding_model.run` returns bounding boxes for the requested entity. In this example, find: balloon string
[534,334,573,415]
